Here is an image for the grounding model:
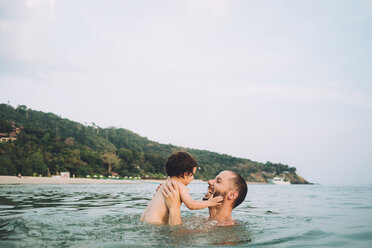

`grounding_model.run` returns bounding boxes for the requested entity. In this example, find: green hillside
[0,104,308,183]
